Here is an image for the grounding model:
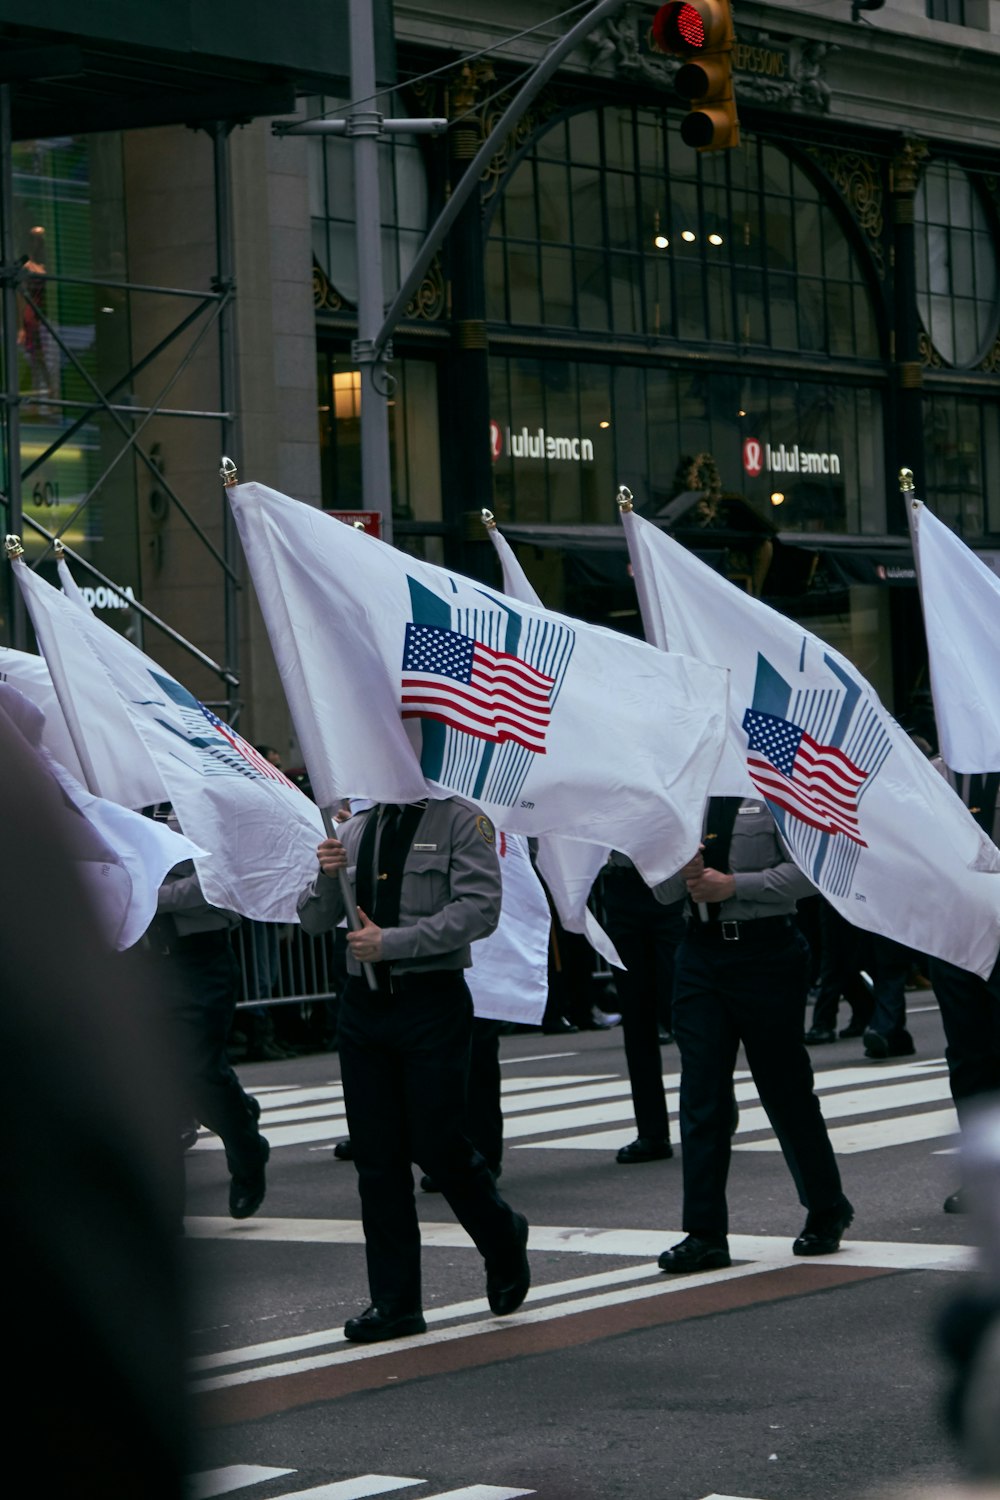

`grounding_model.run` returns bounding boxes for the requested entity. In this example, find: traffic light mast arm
[373,0,627,362]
